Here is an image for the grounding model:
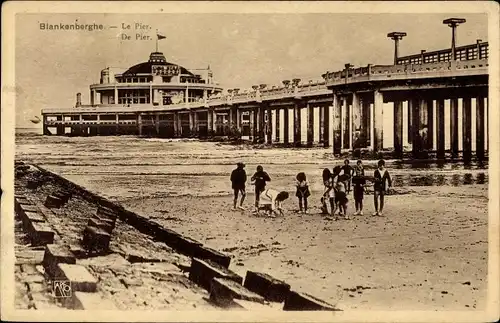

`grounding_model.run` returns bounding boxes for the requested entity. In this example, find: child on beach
[352,160,366,215]
[373,159,392,216]
[341,159,354,193]
[321,168,335,215]
[258,188,289,217]
[295,172,311,214]
[230,162,247,210]
[251,165,271,213]
[335,174,350,220]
